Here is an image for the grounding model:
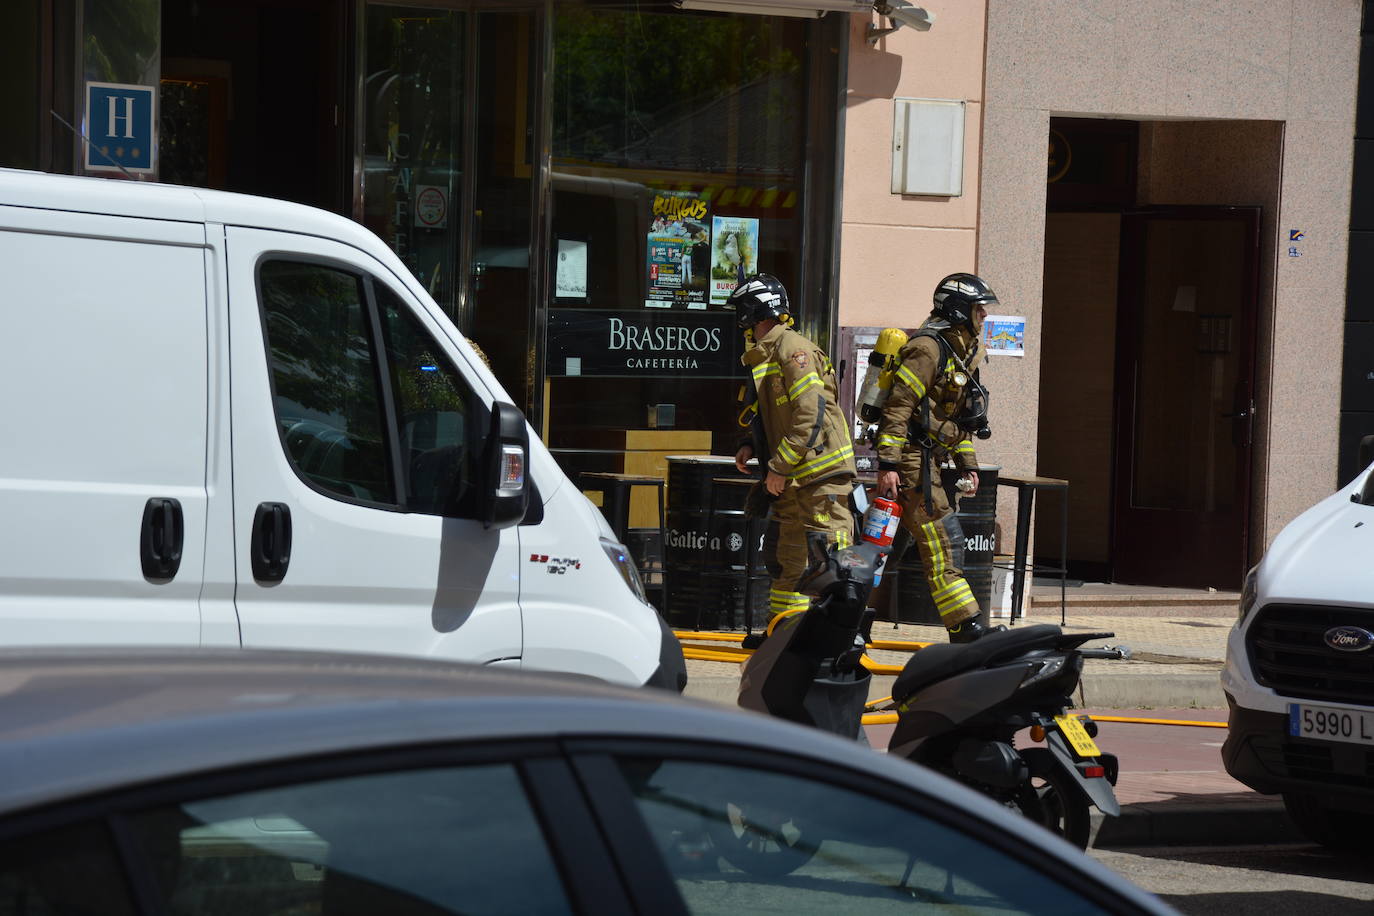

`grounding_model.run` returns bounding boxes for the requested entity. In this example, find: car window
[260,260,395,505]
[127,764,572,916]
[615,756,1111,915]
[375,284,486,517]
[0,821,136,915]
